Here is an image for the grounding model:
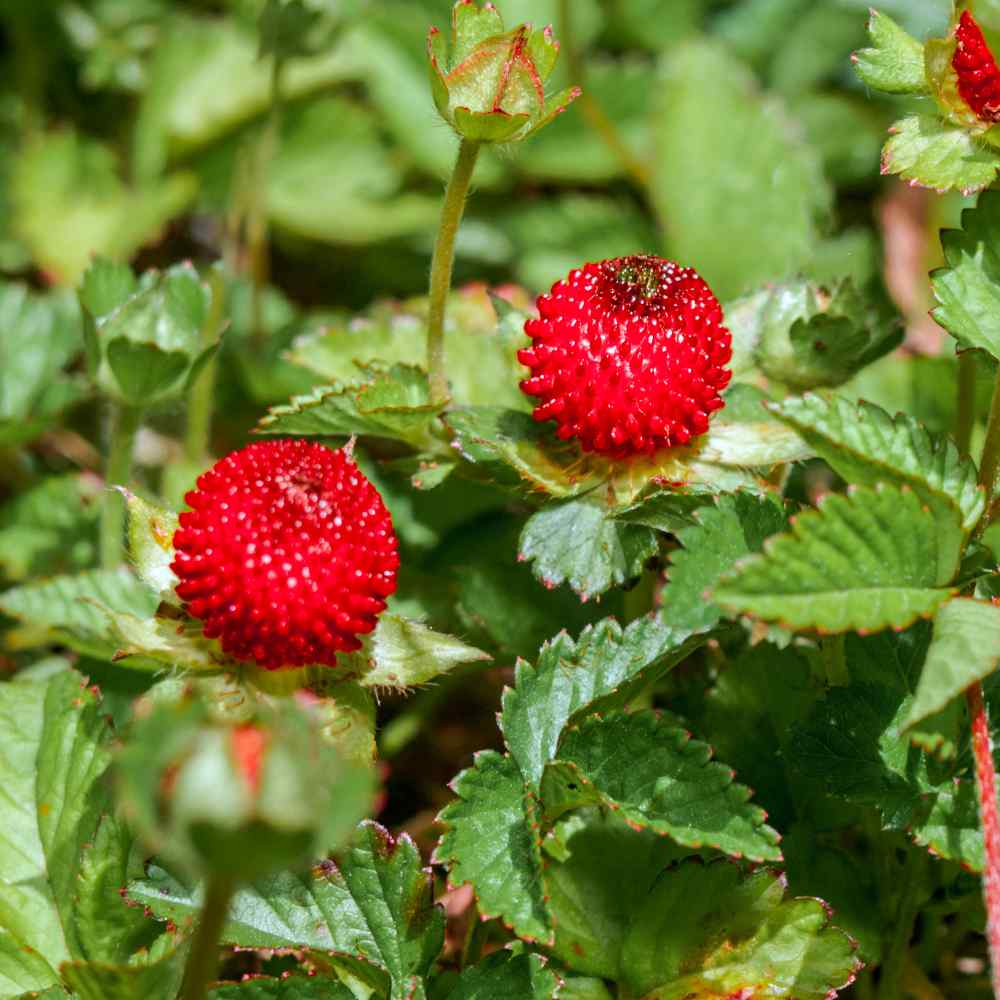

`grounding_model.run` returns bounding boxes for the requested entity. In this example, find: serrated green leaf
[433,752,550,943]
[210,977,355,999]
[0,671,128,995]
[257,364,442,449]
[0,569,159,659]
[904,599,1000,730]
[653,40,829,299]
[771,393,984,532]
[342,614,490,690]
[519,499,658,601]
[543,712,781,862]
[122,492,179,605]
[932,189,1000,358]
[620,862,860,1000]
[132,822,441,998]
[611,490,715,534]
[442,952,557,1000]
[882,114,1000,195]
[660,492,789,632]
[911,781,986,871]
[501,616,707,790]
[853,10,929,94]
[60,941,185,1000]
[714,485,961,634]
